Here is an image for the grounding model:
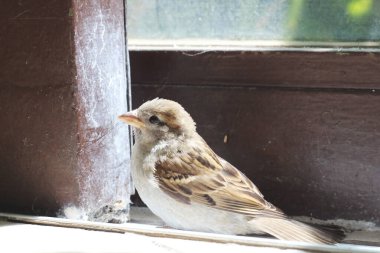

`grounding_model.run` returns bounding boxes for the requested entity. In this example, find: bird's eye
[149,115,161,124]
